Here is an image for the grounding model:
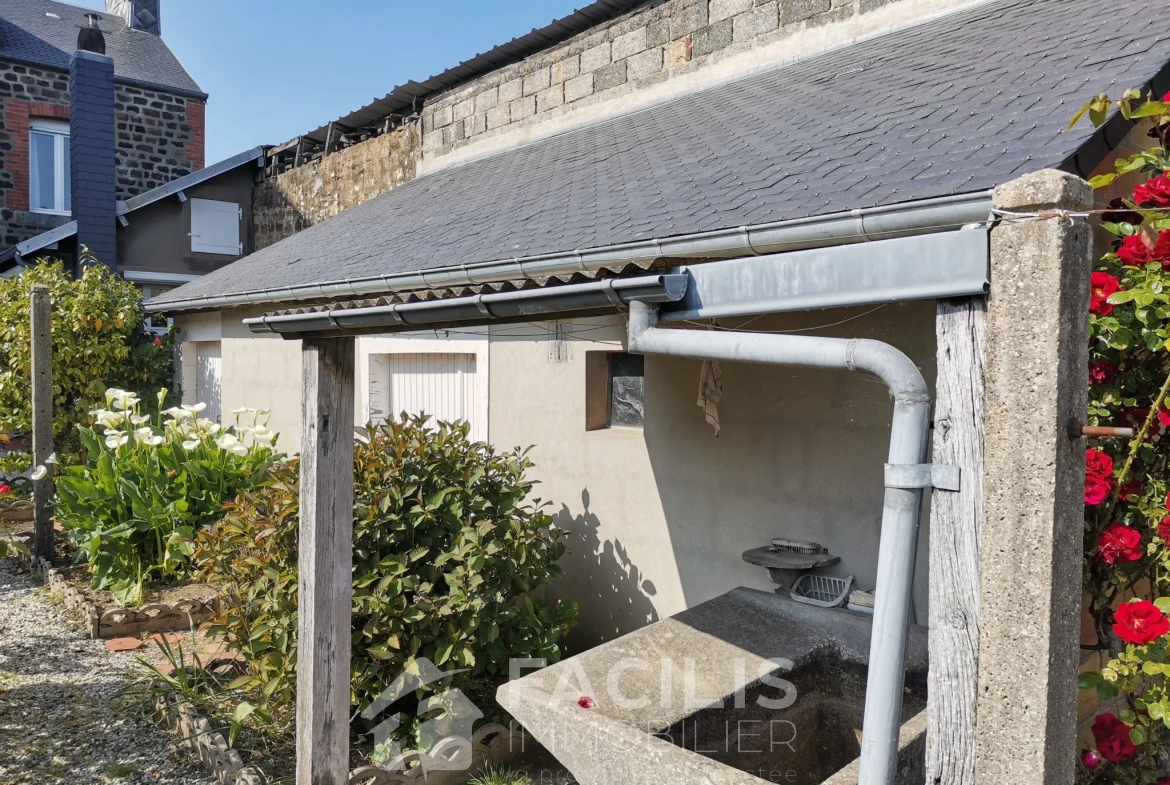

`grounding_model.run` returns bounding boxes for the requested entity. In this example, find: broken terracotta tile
[105,636,144,652]
[145,632,184,645]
